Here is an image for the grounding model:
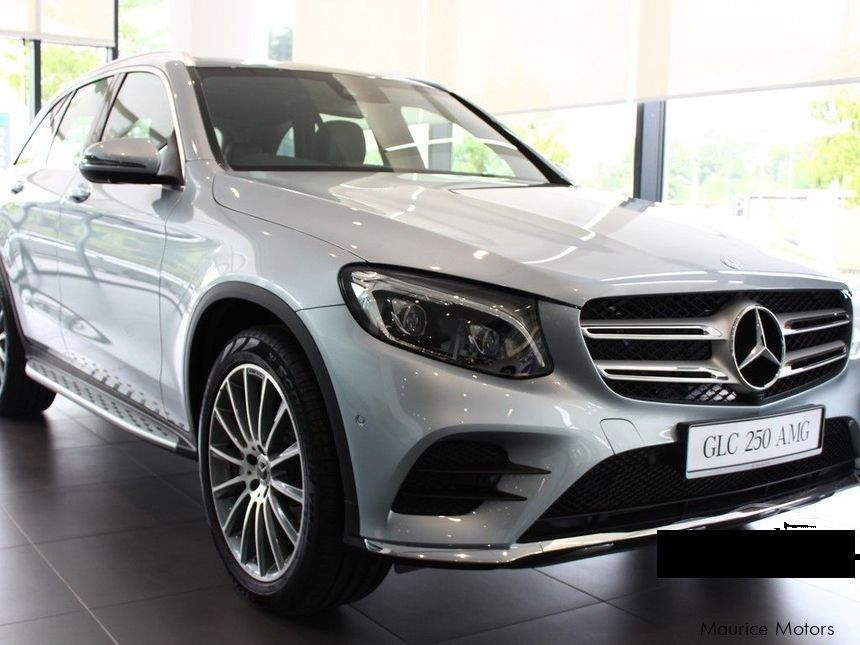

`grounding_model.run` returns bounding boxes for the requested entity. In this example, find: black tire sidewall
[198,331,340,601]
[0,276,14,397]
